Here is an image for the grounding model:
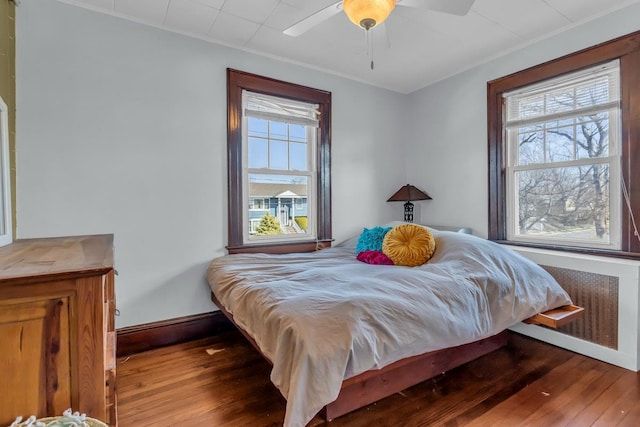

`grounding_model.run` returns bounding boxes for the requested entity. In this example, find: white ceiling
[58,0,640,93]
